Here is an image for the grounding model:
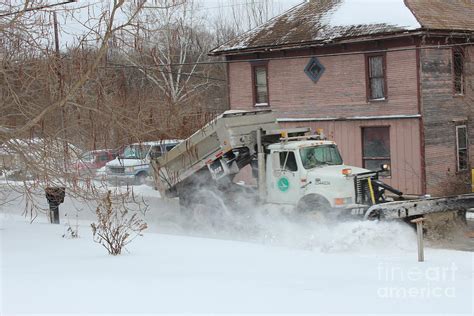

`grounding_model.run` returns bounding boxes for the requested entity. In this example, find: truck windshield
[121,145,151,159]
[300,145,343,169]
